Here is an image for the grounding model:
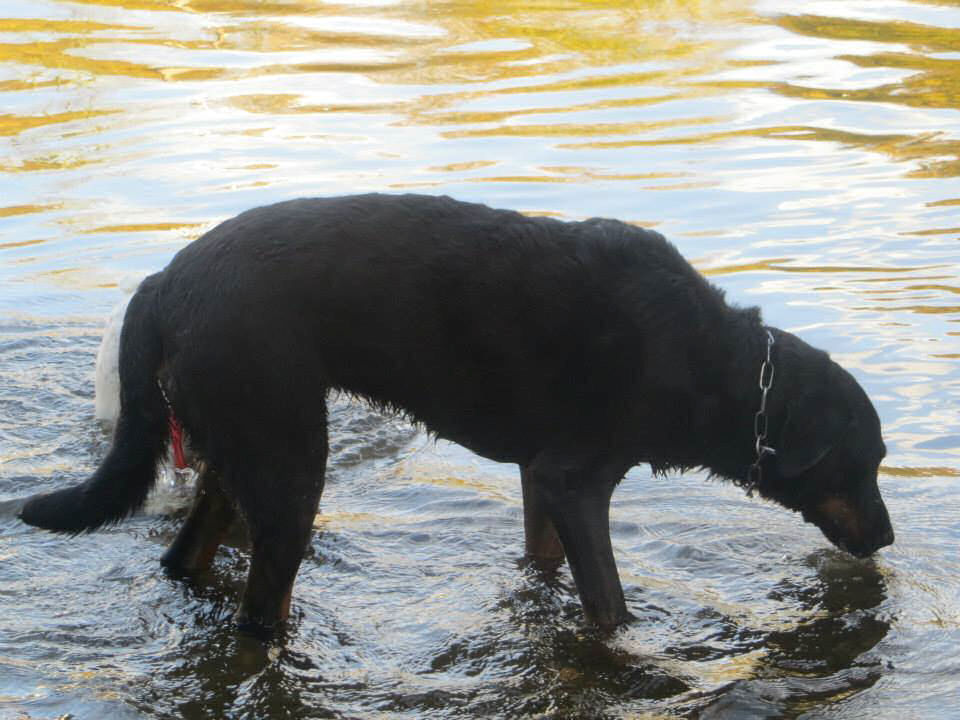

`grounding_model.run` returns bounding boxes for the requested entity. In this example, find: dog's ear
[776,391,847,478]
